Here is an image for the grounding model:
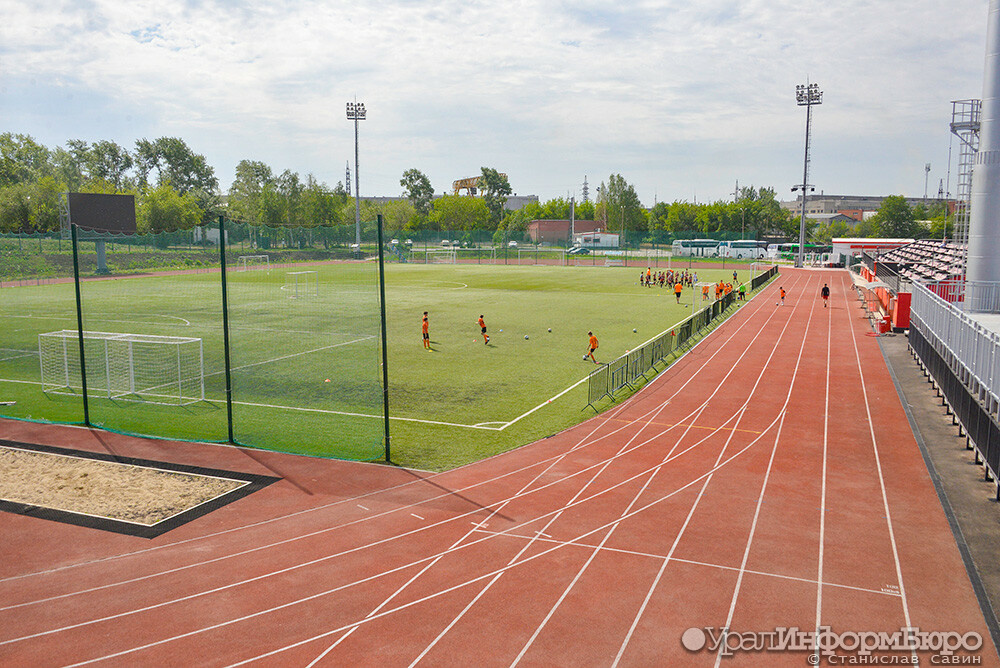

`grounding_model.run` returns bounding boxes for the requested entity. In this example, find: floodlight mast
[346,100,366,247]
[795,82,822,268]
